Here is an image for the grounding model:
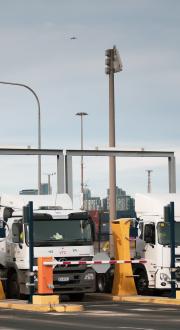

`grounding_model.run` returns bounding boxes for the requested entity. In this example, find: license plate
[58,276,70,282]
